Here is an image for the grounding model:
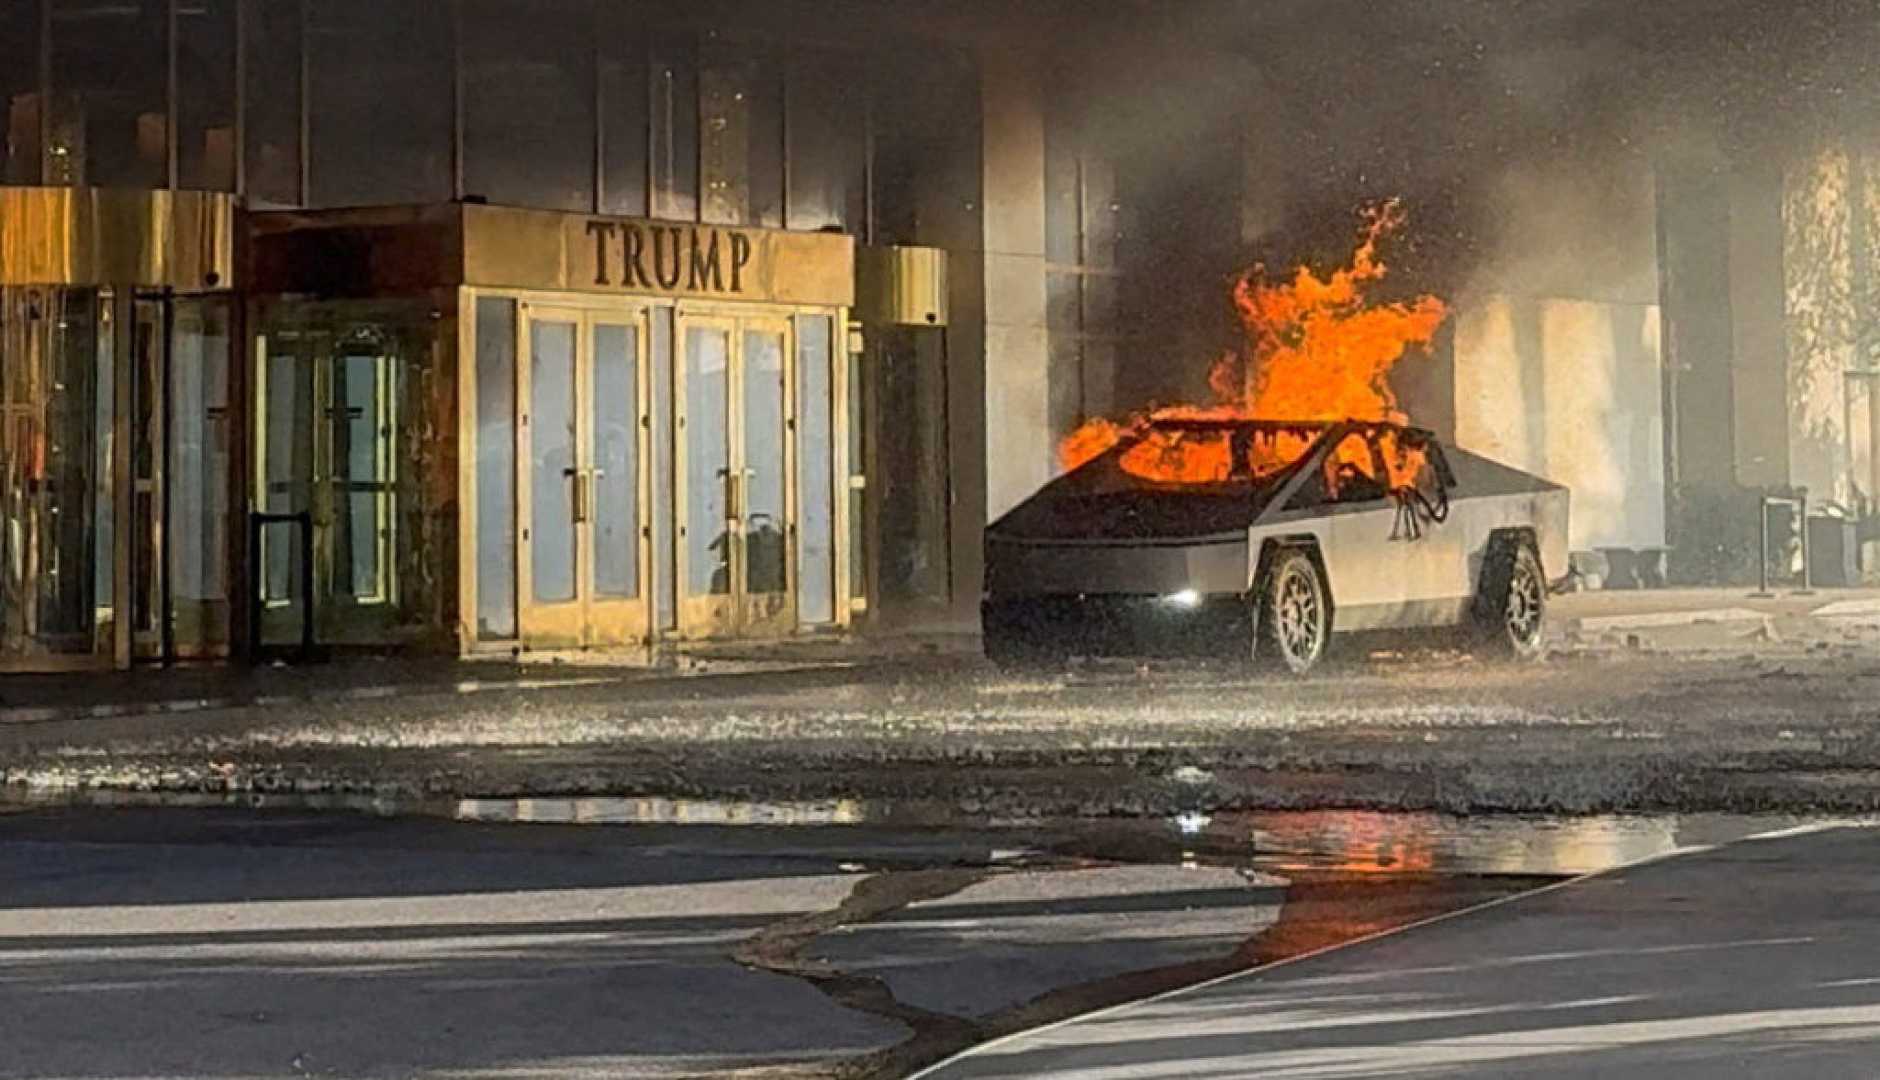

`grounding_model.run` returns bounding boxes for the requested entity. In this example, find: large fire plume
[1058,200,1449,487]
